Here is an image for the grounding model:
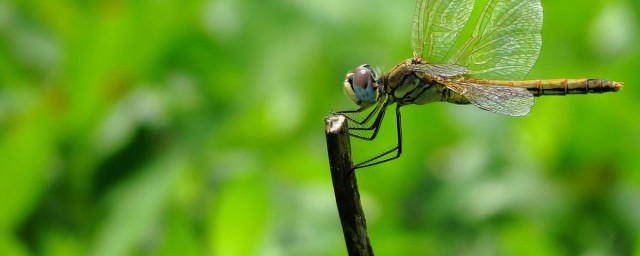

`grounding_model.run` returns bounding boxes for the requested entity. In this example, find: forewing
[452,0,543,80]
[407,63,470,78]
[412,0,474,63]
[445,81,534,116]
